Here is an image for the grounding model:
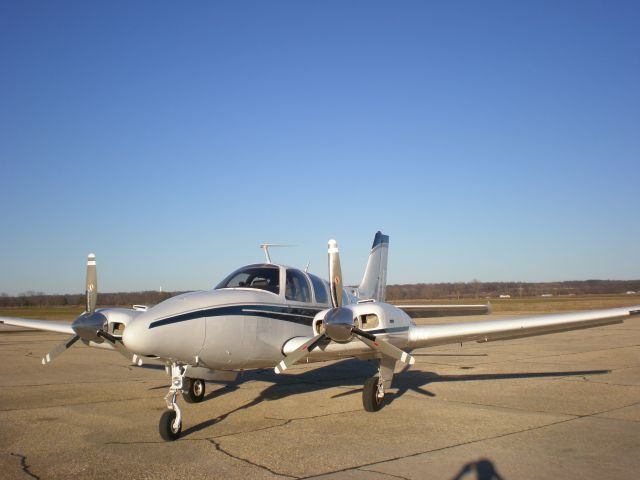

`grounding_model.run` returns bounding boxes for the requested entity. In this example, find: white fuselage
[122,263,412,370]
